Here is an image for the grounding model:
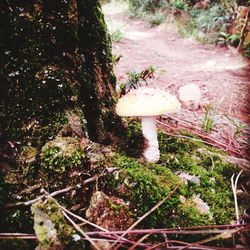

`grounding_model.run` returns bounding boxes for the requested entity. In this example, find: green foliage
[202,105,216,133]
[174,203,213,227]
[158,132,236,225]
[146,13,166,26]
[105,154,182,228]
[170,0,186,10]
[40,137,83,173]
[218,31,240,46]
[128,0,168,25]
[111,29,124,42]
[119,66,156,94]
[0,126,243,246]
[129,0,168,15]
[178,4,234,44]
